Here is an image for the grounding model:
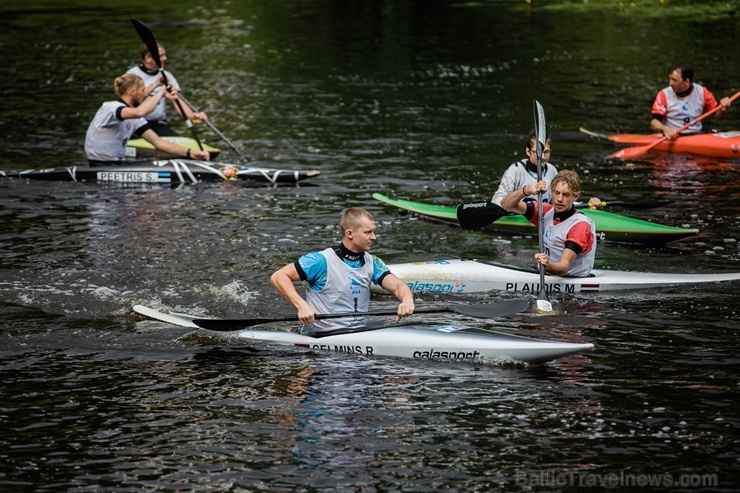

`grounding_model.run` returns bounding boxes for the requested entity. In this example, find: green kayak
[372,193,698,245]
